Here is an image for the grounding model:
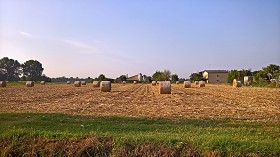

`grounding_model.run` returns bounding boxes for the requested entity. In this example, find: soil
[0,83,279,120]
